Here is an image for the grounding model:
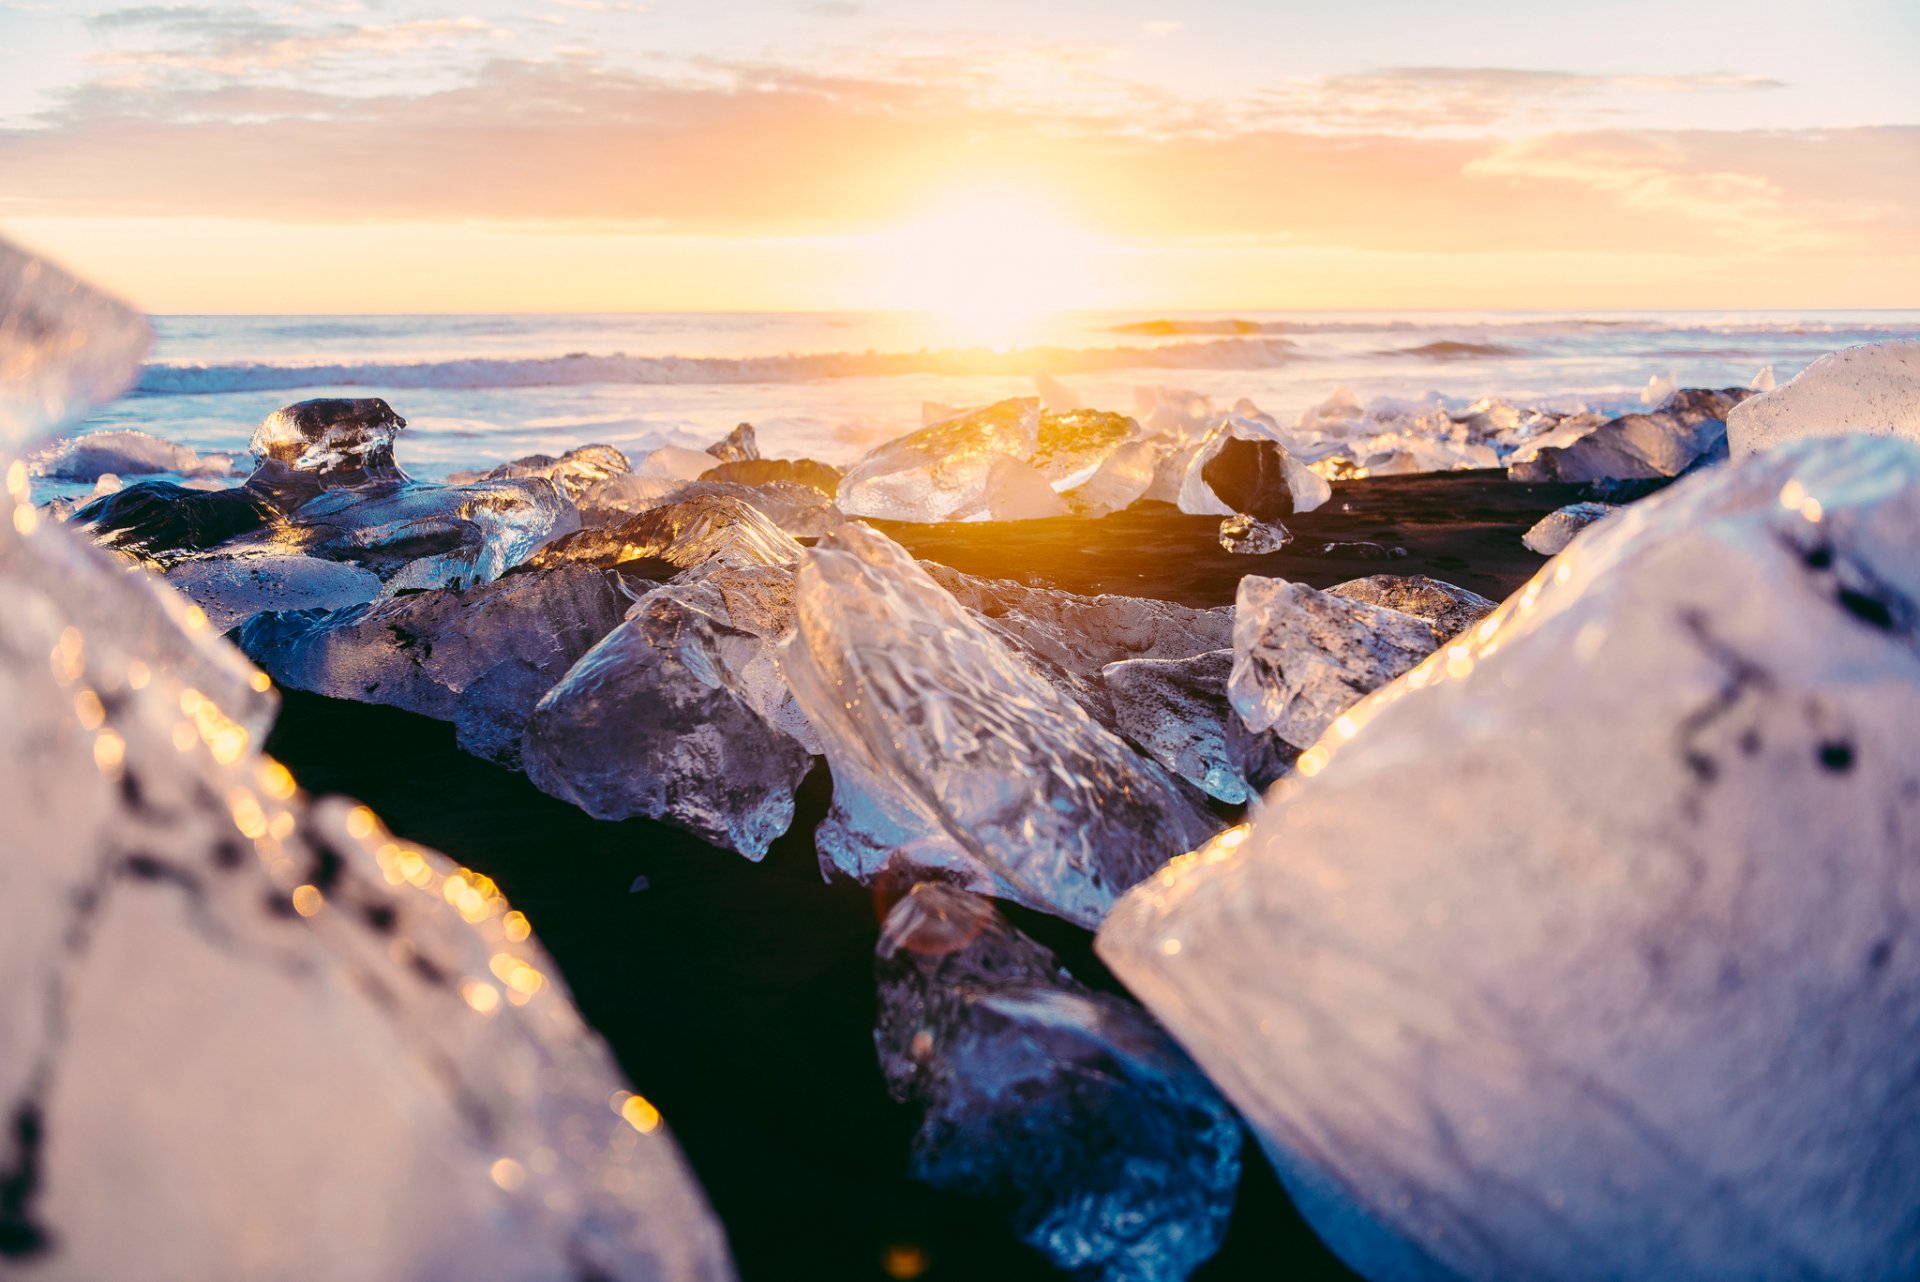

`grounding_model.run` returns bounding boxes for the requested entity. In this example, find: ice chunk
[1218,514,1291,555]
[72,481,279,567]
[1750,363,1777,393]
[1034,372,1080,413]
[877,883,1240,1282]
[838,398,1039,522]
[1230,576,1443,752]
[1522,501,1622,556]
[782,524,1221,928]
[1132,386,1217,442]
[705,422,759,463]
[634,443,722,481]
[0,237,150,446]
[523,579,814,857]
[251,397,406,478]
[1101,434,1920,1282]
[1031,409,1139,487]
[447,443,631,503]
[1510,389,1748,484]
[1064,439,1157,517]
[28,429,232,482]
[1177,417,1331,518]
[293,473,578,592]
[1100,649,1245,803]
[697,456,841,498]
[1728,340,1920,459]
[0,252,734,1280]
[1642,370,1678,405]
[583,471,842,538]
[966,454,1069,521]
[530,493,801,573]
[165,552,383,633]
[236,565,627,766]
[1325,574,1497,642]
